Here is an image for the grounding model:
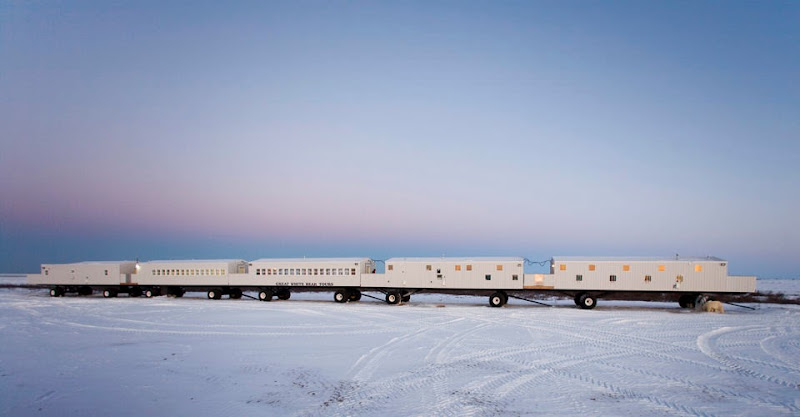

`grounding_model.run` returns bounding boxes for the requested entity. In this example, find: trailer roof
[387,257,524,262]
[142,259,246,264]
[250,258,372,263]
[552,256,726,262]
[44,261,135,266]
